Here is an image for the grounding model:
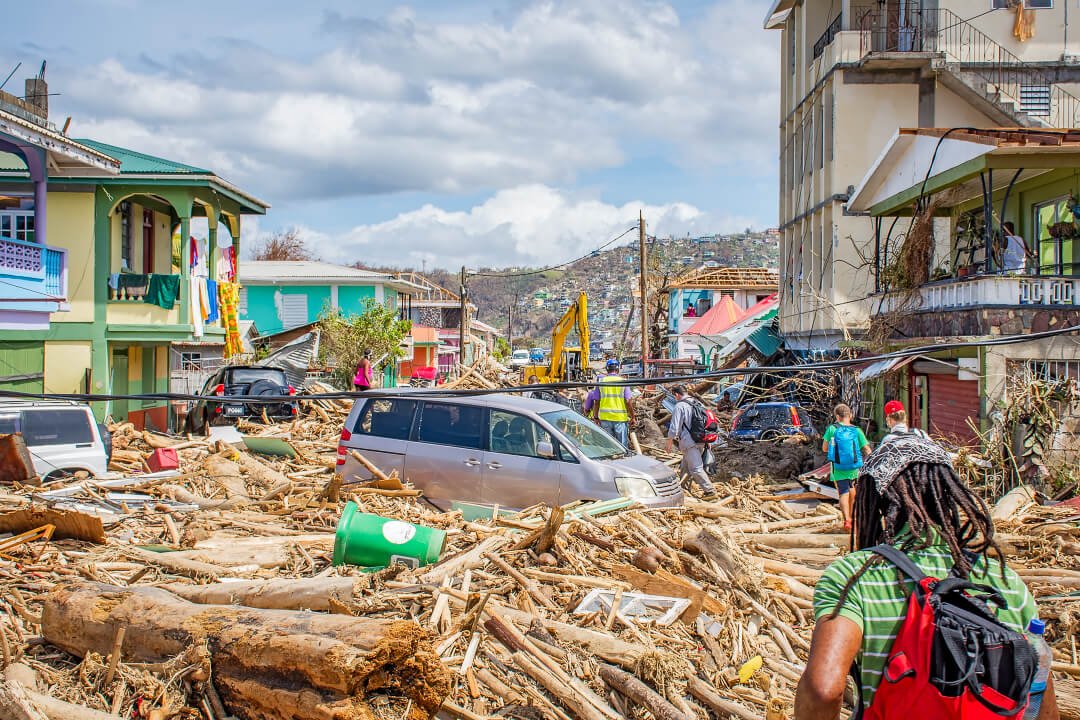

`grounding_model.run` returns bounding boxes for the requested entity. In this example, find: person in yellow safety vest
[584,358,635,447]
